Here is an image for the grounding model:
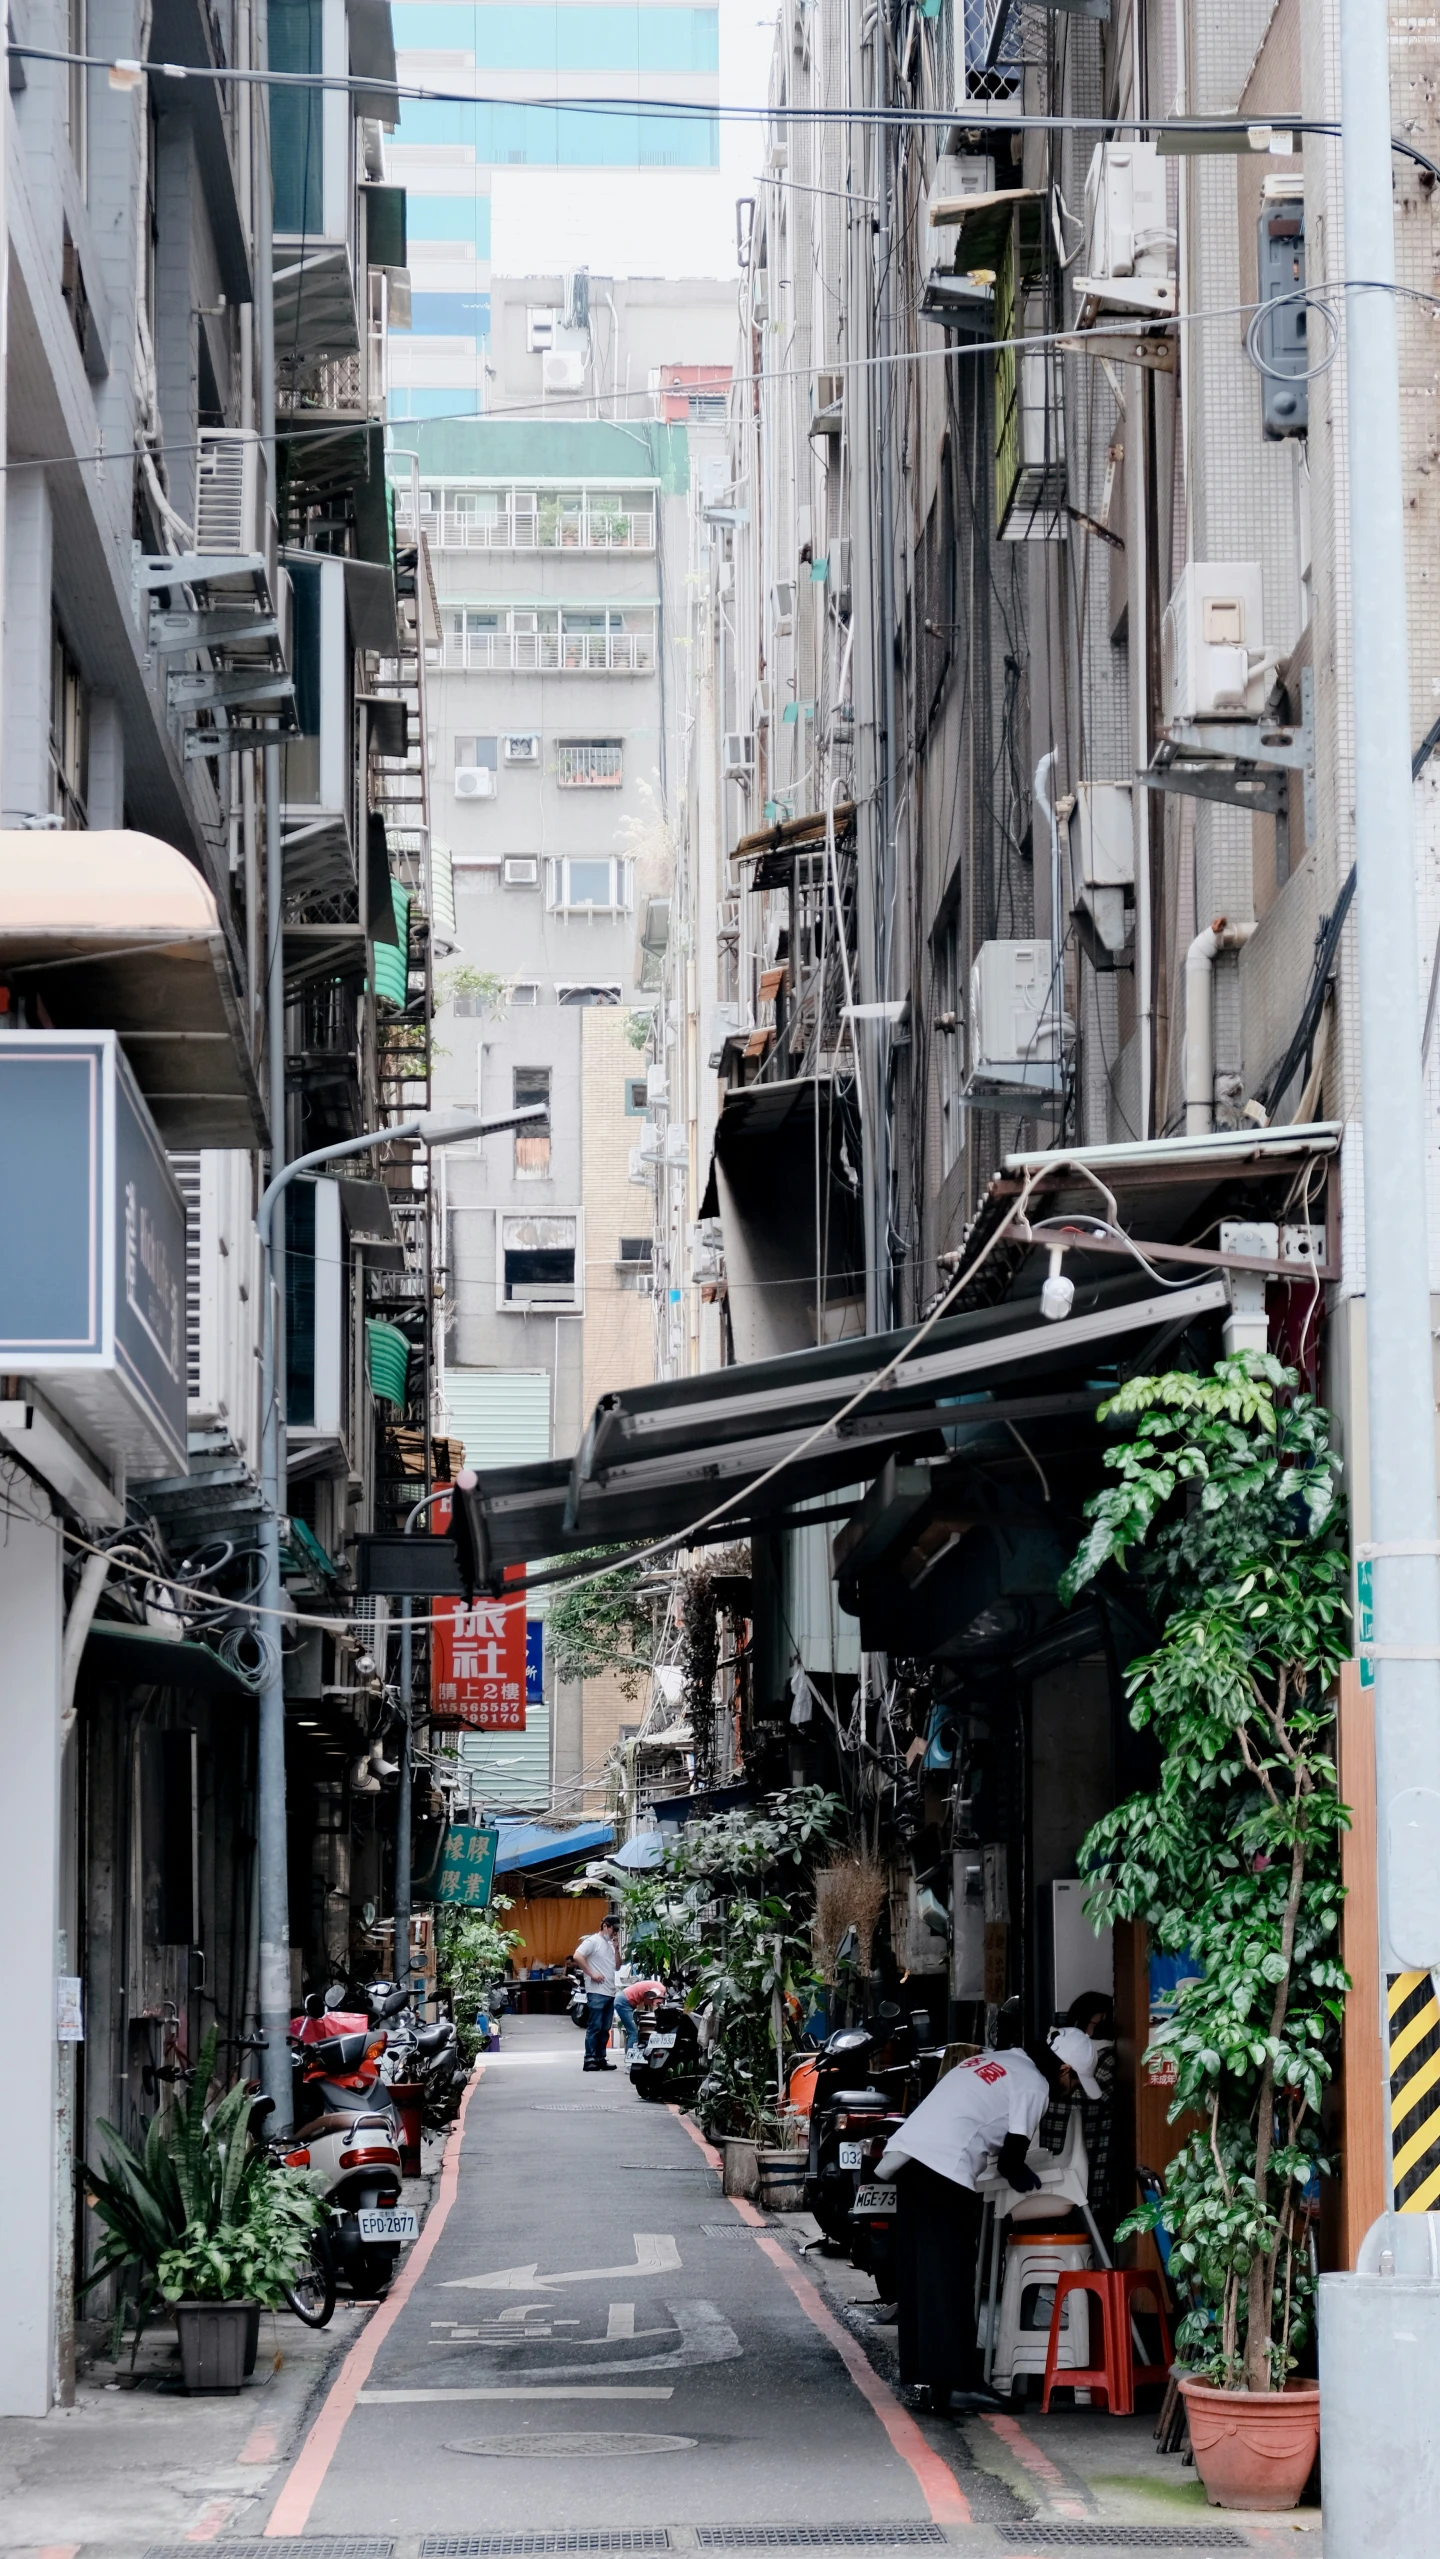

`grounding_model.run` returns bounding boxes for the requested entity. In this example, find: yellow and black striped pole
[1387,1969,1440,2211]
